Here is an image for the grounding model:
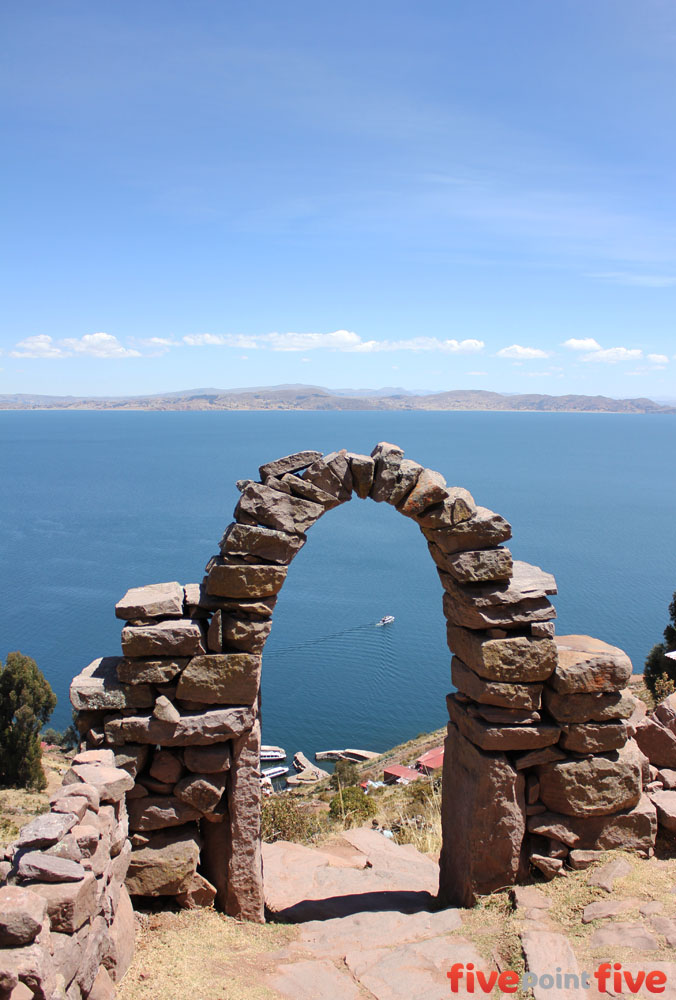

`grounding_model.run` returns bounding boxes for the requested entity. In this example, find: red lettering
[476,971,498,993]
[623,971,645,993]
[646,972,667,994]
[497,971,519,994]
